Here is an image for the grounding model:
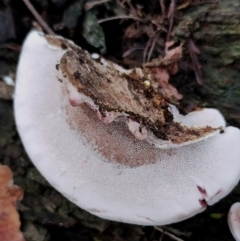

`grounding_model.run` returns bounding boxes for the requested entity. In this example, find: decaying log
[173,0,240,126]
